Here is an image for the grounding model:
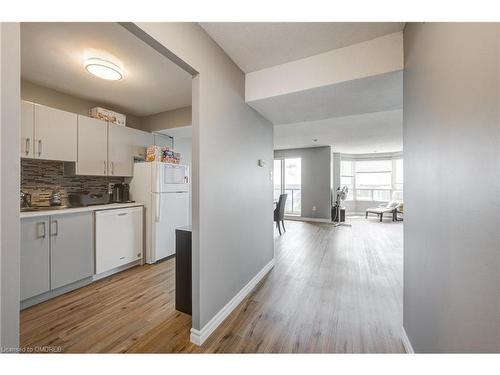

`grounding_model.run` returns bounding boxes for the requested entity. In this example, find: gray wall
[140,106,192,132]
[136,23,274,330]
[274,146,332,220]
[22,80,193,133]
[332,152,340,195]
[404,23,500,352]
[0,23,21,350]
[21,80,145,130]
